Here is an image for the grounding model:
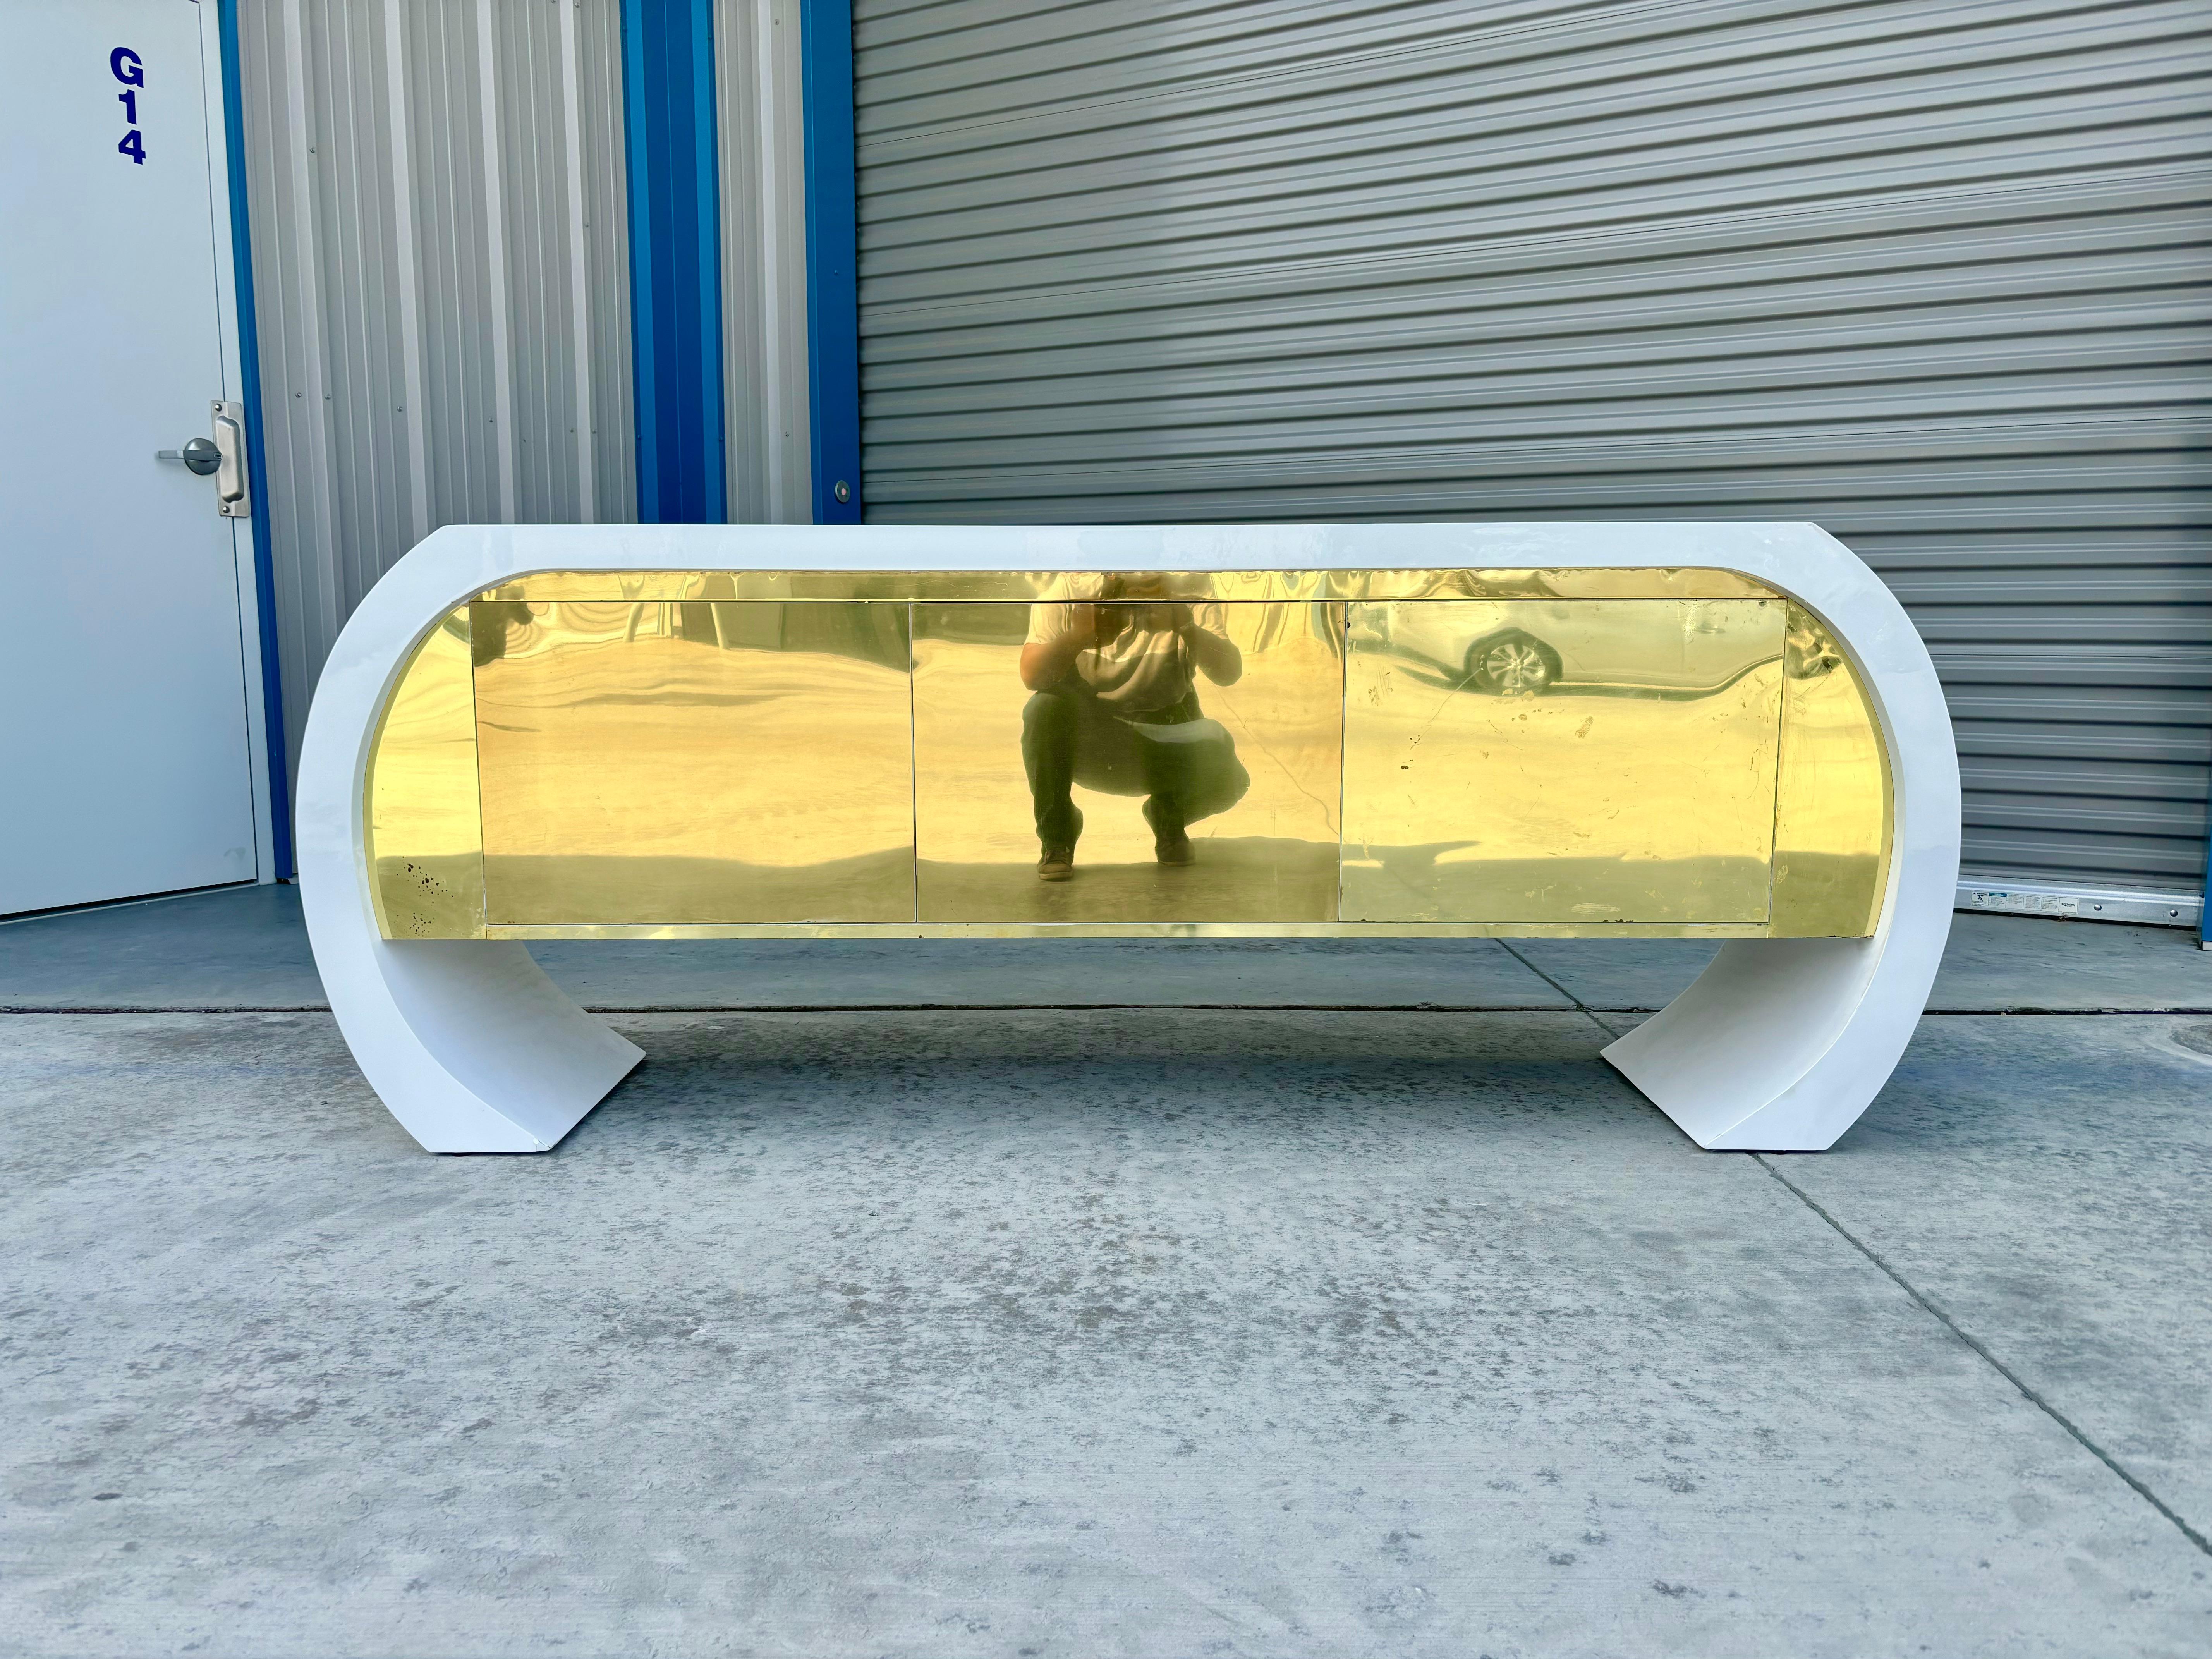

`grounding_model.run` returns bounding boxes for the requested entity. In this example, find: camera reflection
[1018,573,1251,880]
[910,580,1345,924]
